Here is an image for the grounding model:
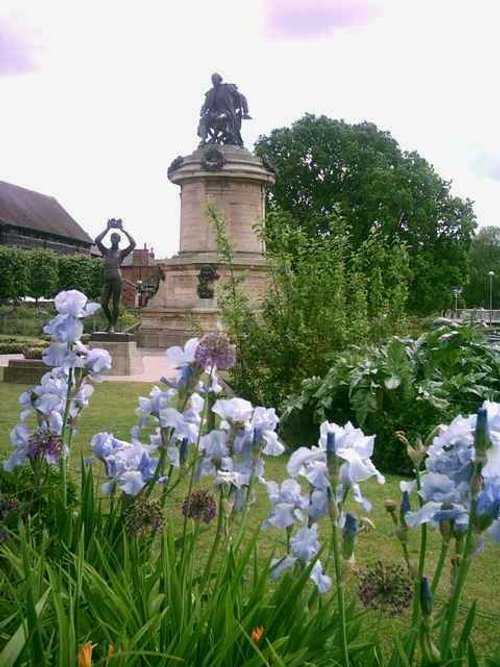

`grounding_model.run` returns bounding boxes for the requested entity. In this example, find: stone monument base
[138,254,269,348]
[4,359,48,384]
[137,143,275,349]
[90,333,144,376]
[139,301,222,348]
